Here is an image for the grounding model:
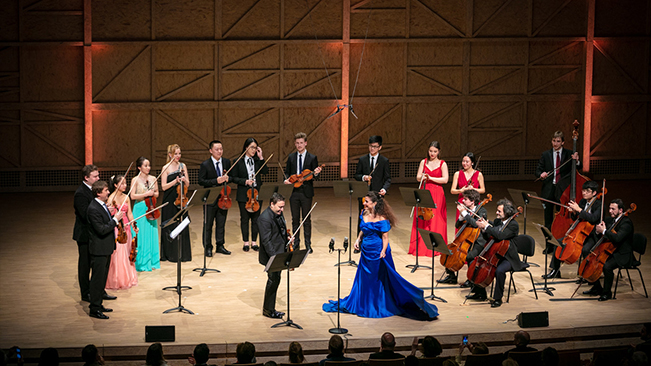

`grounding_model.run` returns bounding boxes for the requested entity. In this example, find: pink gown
[106,204,138,290]
[456,170,480,221]
[409,161,447,257]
